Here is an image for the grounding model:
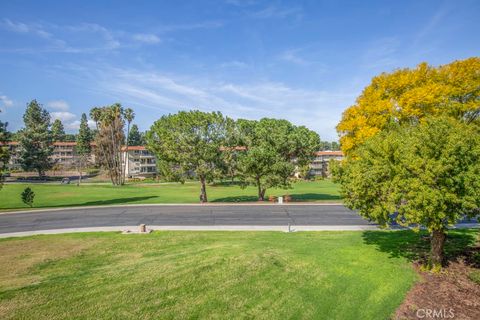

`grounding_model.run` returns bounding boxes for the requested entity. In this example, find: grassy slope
[0,230,422,320]
[0,180,341,210]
